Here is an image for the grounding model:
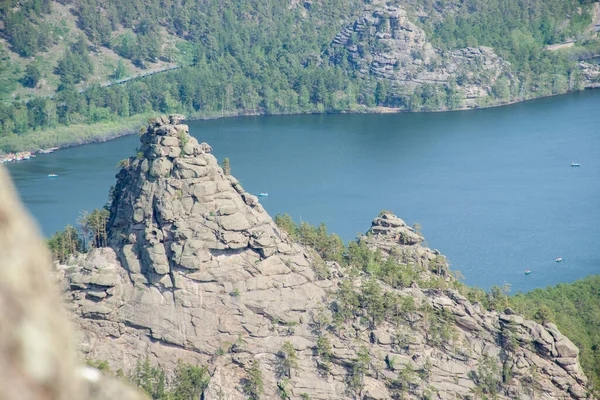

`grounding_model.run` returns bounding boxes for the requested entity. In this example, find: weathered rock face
[61,115,593,399]
[361,212,448,275]
[108,113,291,283]
[64,115,331,398]
[331,1,509,108]
[0,166,146,400]
[580,61,600,88]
